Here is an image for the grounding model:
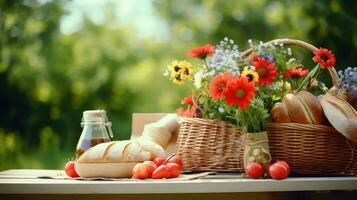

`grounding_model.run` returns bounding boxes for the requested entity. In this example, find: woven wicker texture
[177,117,245,172]
[268,123,357,175]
